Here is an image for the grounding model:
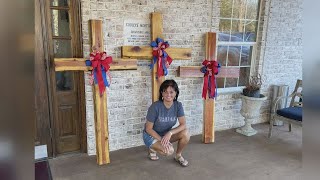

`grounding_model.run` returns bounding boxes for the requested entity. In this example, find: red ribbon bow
[202,60,219,99]
[90,51,112,95]
[152,42,172,78]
